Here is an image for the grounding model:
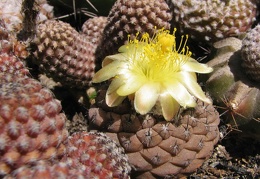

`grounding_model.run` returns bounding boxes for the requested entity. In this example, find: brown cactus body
[241,24,260,82]
[88,88,220,178]
[167,0,257,43]
[33,20,96,88]
[81,16,107,46]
